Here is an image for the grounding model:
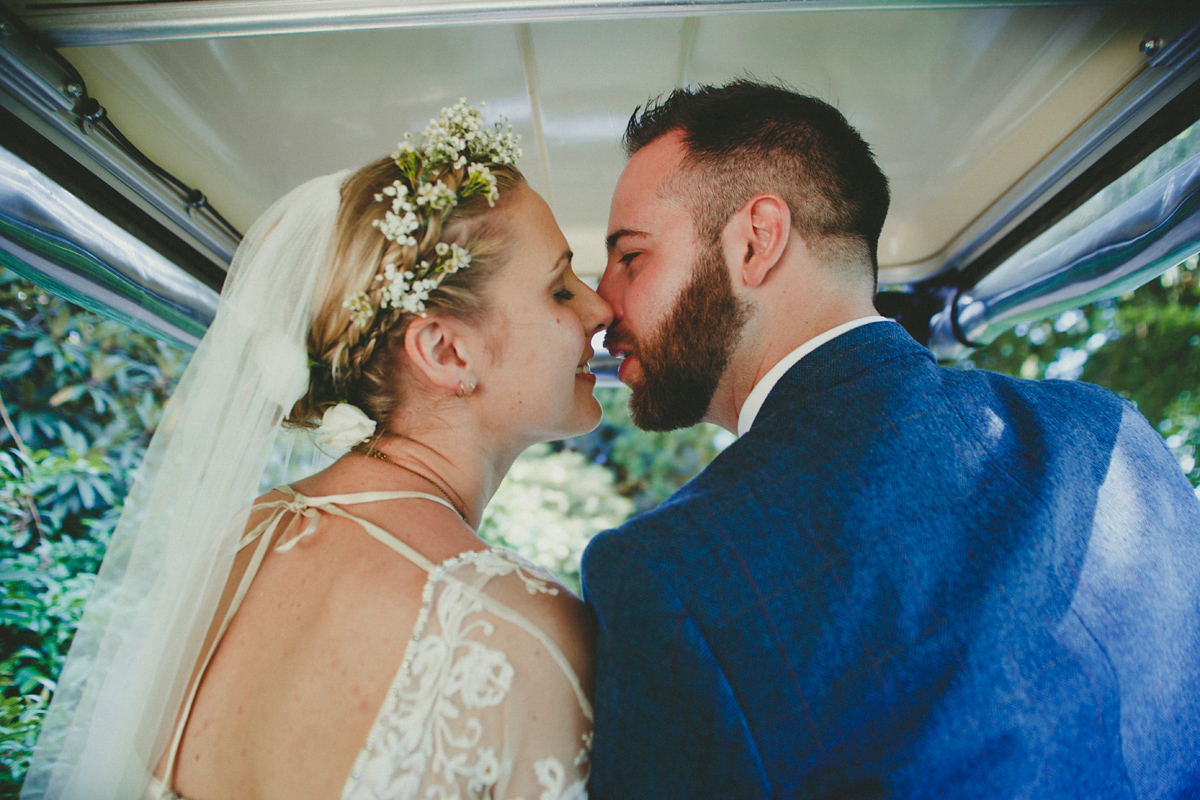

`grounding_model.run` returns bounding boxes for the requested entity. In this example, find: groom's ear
[723,193,791,289]
[402,315,476,394]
